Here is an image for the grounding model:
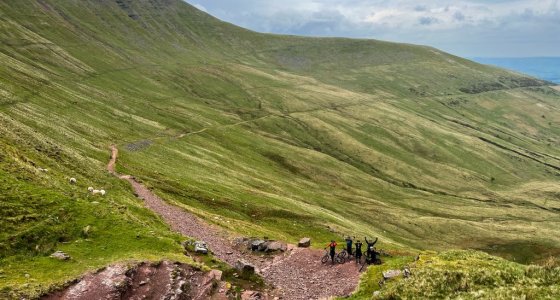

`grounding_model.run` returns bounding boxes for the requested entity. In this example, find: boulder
[265,241,287,252]
[235,260,255,275]
[258,241,269,252]
[382,269,402,280]
[208,269,223,281]
[50,251,71,261]
[298,237,311,248]
[250,240,266,251]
